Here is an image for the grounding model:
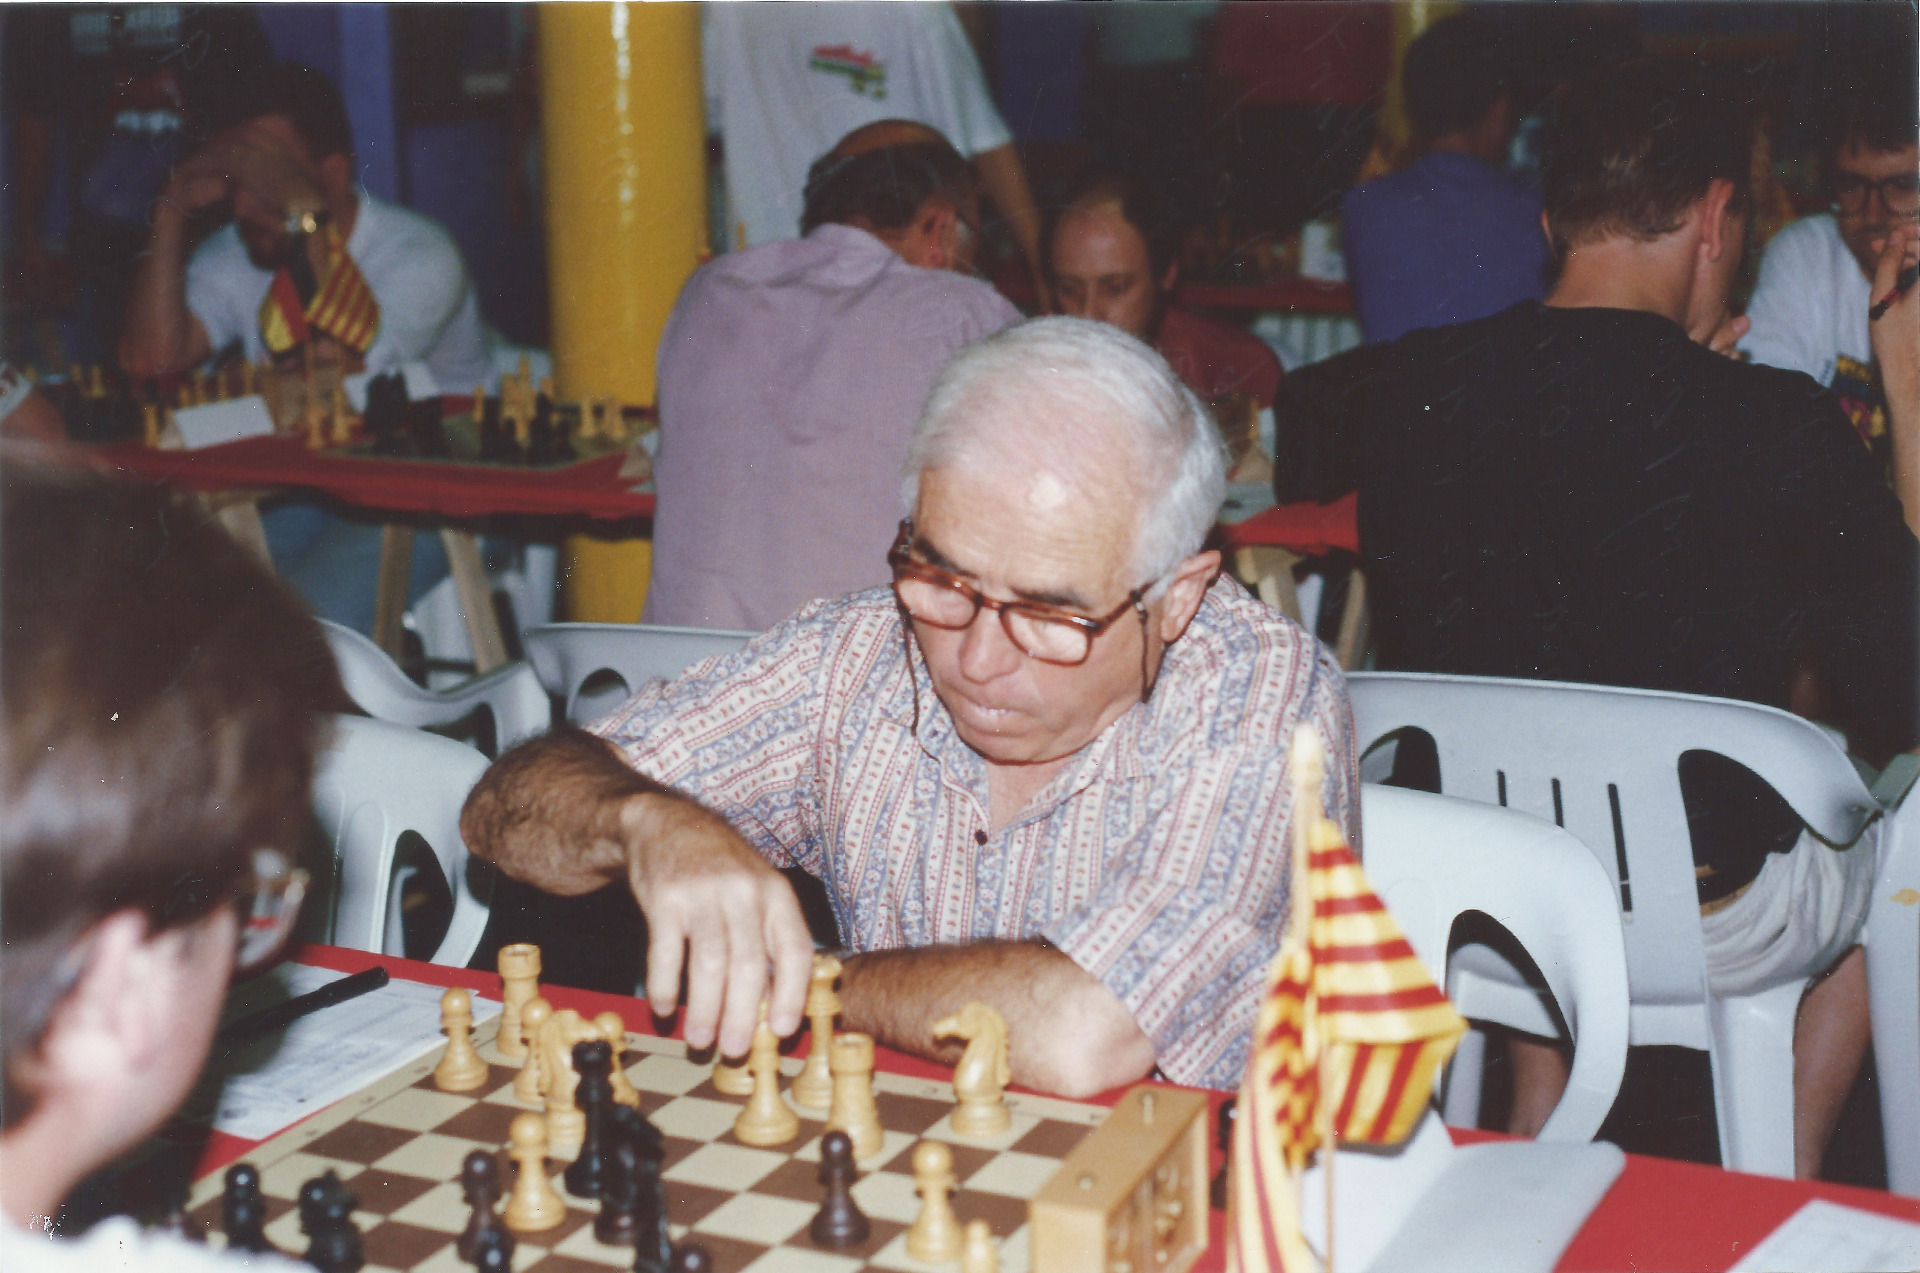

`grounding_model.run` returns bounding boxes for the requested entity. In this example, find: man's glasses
[233,847,309,976]
[888,521,1146,666]
[1834,170,1920,217]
